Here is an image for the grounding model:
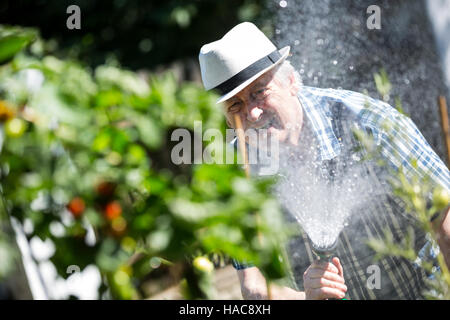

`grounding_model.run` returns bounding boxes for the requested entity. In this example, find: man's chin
[267,127,302,146]
[267,127,289,143]
[246,127,300,151]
